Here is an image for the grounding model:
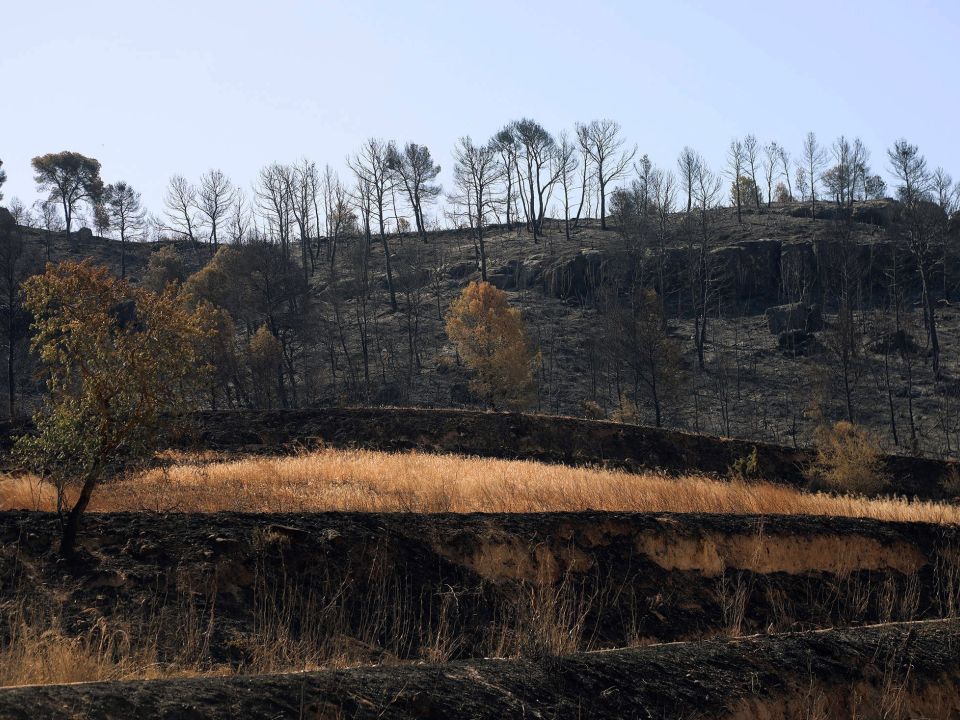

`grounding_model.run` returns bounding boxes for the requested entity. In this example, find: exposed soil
[3,510,959,670]
[2,618,958,719]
